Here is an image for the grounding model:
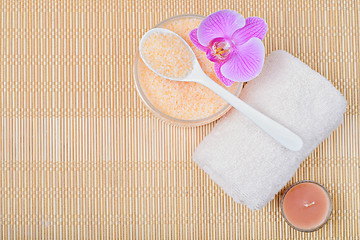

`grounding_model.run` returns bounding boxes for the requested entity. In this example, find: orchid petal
[197,10,245,46]
[214,63,234,86]
[221,38,265,82]
[232,17,268,45]
[189,29,209,52]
